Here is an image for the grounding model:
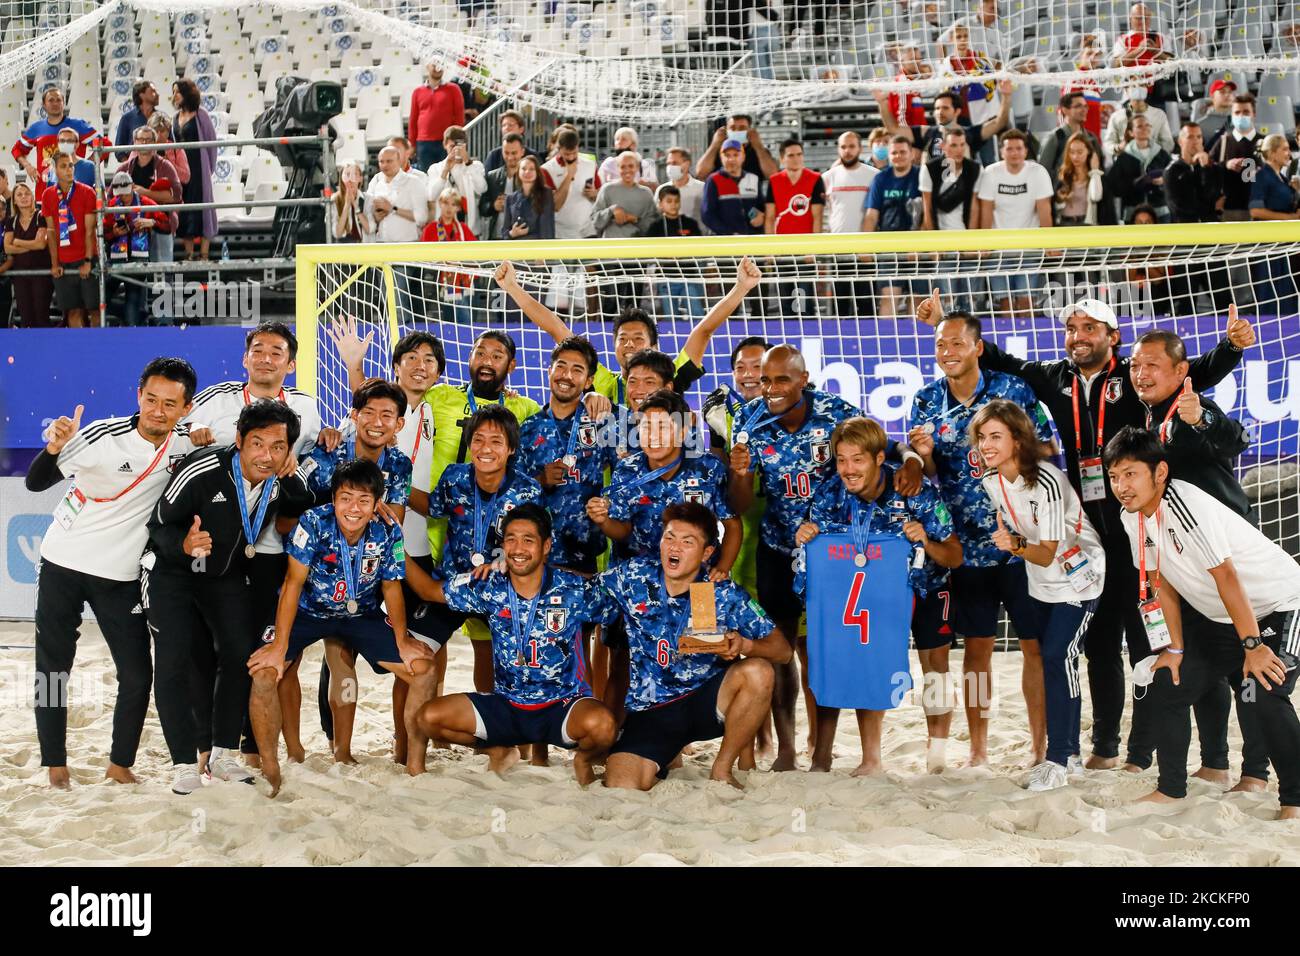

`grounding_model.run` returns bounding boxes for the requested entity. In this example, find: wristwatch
[1242,635,1264,651]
